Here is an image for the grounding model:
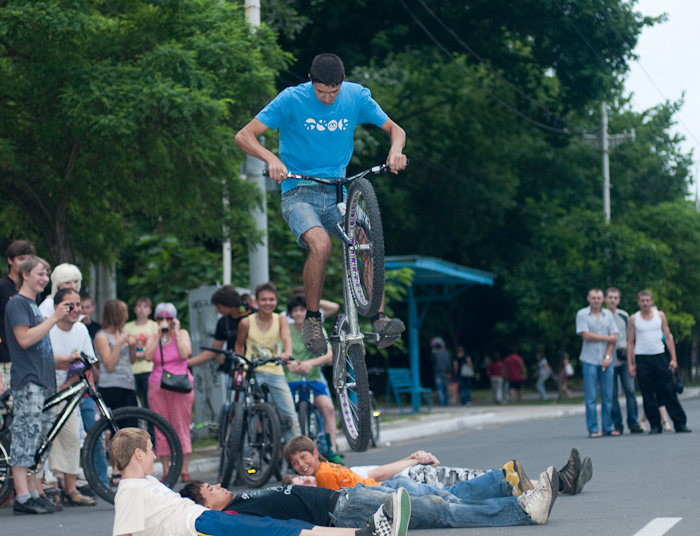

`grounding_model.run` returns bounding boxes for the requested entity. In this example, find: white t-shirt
[113,476,207,536]
[49,322,94,386]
